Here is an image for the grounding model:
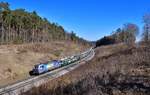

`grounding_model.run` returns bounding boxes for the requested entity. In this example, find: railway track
[0,48,95,95]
